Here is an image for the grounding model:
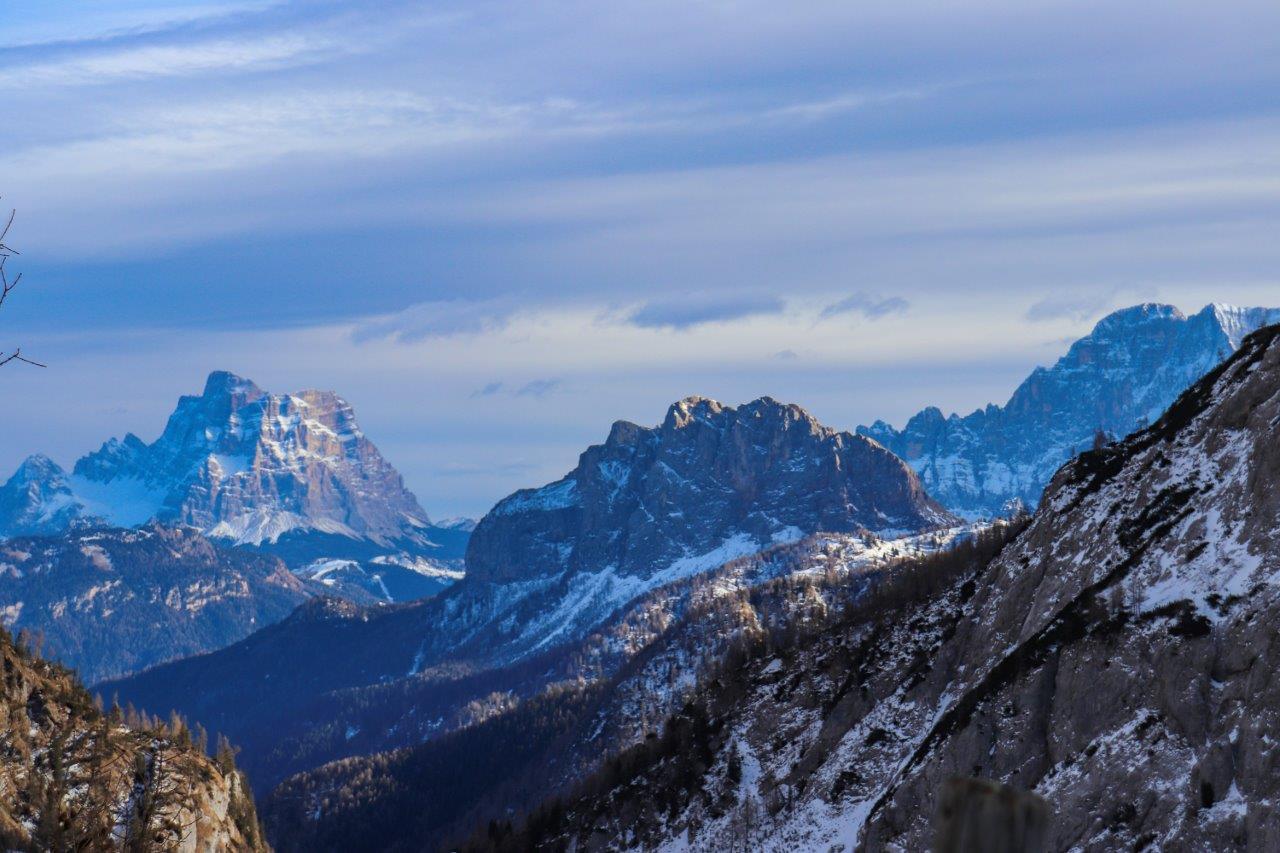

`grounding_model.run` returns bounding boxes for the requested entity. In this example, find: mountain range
[859,303,1280,518]
[0,524,314,683]
[5,304,1279,850]
[103,395,957,792]
[431,315,1280,851]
